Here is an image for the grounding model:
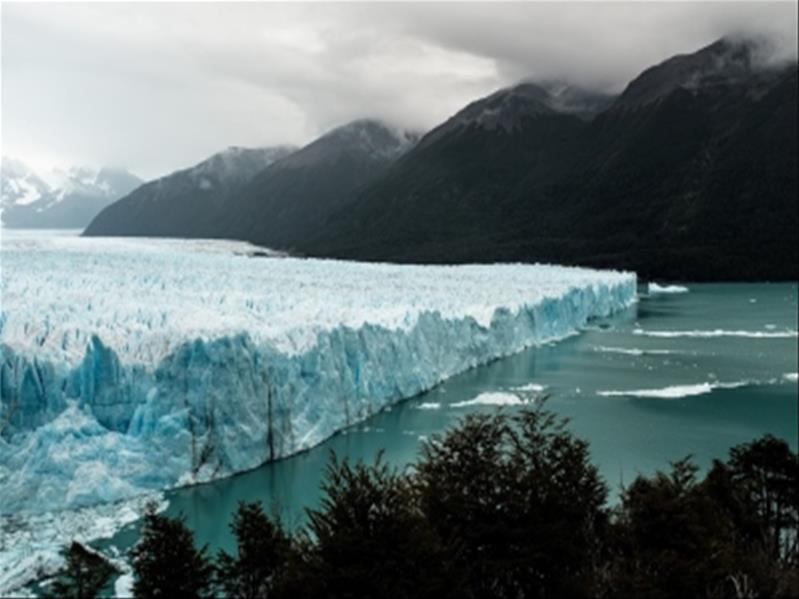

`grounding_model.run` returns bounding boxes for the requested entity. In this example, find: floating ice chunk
[597,380,751,399]
[633,329,798,339]
[511,383,547,392]
[416,402,442,410]
[595,345,647,356]
[784,373,798,383]
[451,392,531,407]
[648,283,689,294]
[593,346,683,356]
